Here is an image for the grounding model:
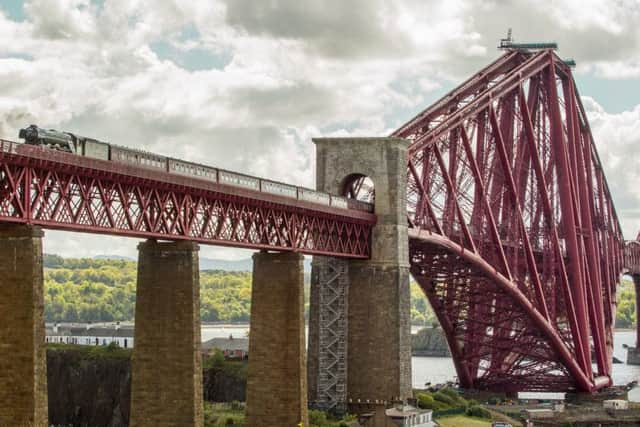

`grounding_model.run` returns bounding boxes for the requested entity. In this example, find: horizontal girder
[0,141,375,258]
